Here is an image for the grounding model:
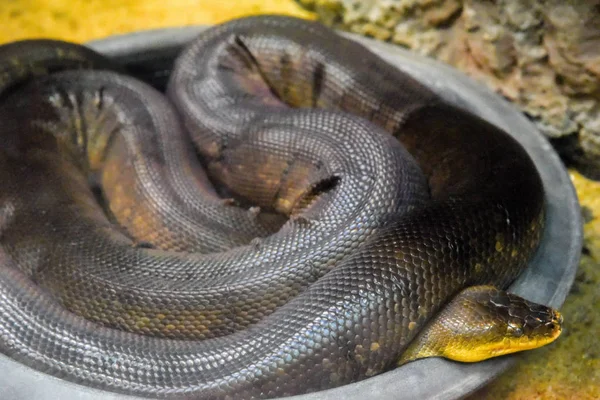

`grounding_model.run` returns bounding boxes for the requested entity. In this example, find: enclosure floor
[1,1,598,399]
